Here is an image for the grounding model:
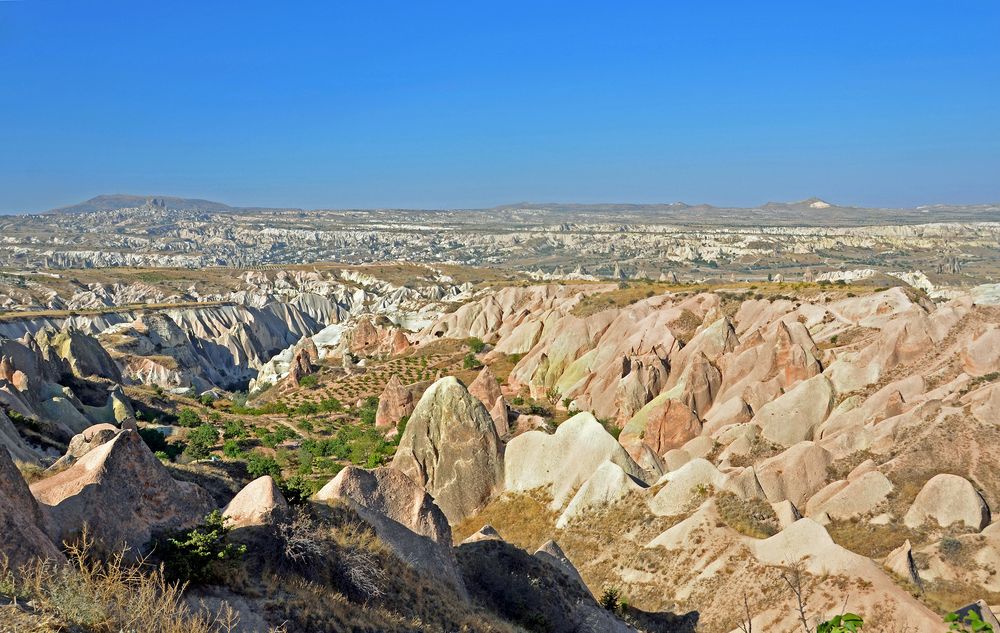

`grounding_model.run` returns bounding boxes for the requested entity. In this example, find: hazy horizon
[2,1,998,213]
